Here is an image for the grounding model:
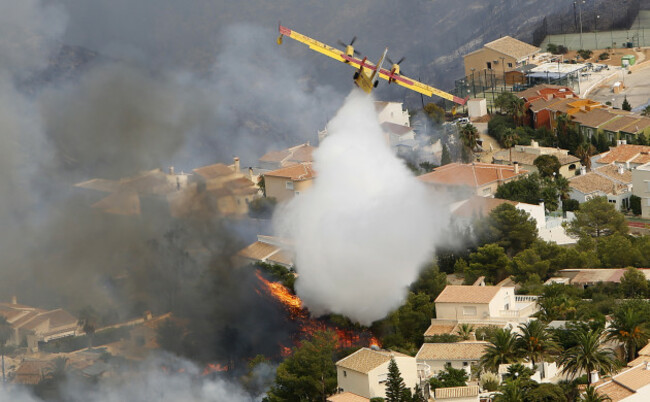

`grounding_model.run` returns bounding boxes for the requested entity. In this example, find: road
[589,64,650,111]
